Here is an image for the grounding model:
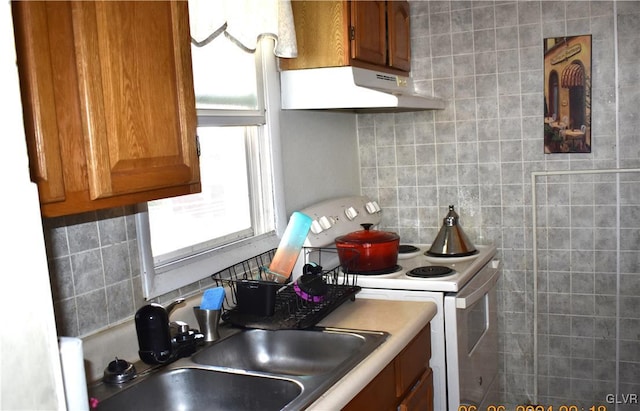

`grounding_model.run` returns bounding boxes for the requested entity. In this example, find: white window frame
[136,39,287,299]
